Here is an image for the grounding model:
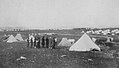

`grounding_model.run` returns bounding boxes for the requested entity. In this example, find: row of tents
[84,29,119,35]
[58,33,101,51]
[4,33,101,51]
[5,34,24,43]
